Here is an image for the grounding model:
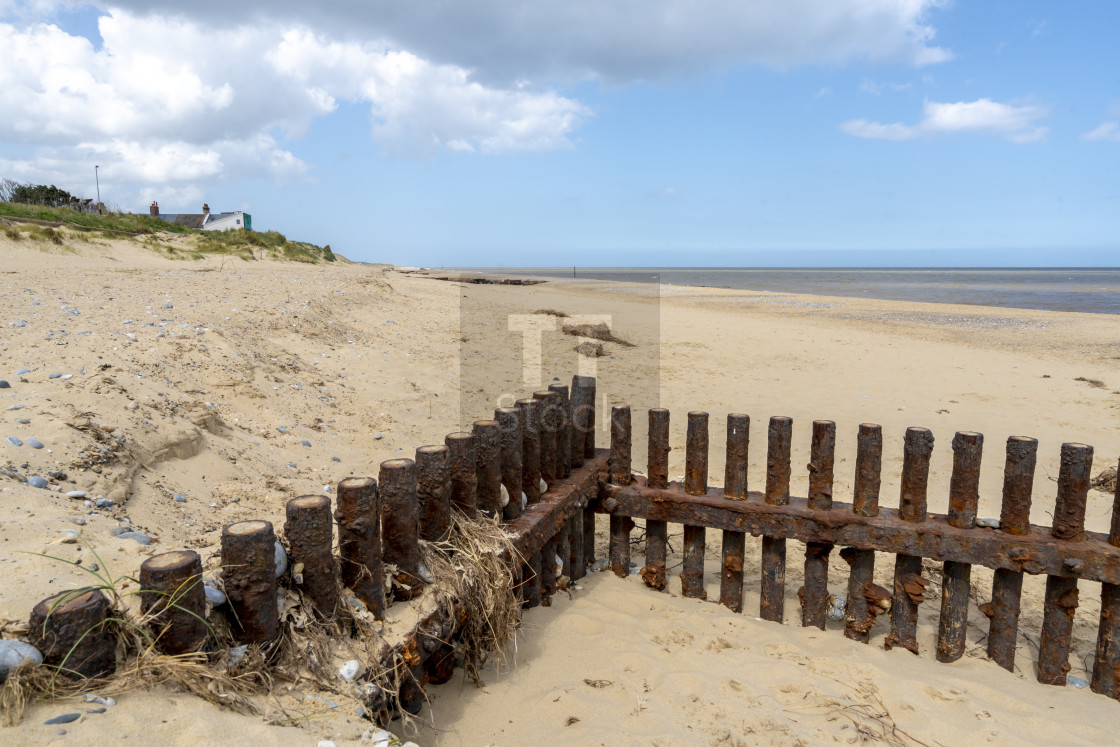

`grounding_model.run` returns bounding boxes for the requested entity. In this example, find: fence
[596,404,1120,697]
[16,376,1120,727]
